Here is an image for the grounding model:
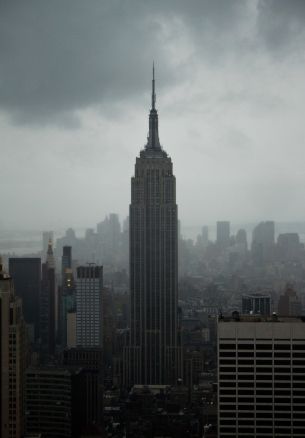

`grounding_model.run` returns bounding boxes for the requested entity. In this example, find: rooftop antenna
[152,61,156,110]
